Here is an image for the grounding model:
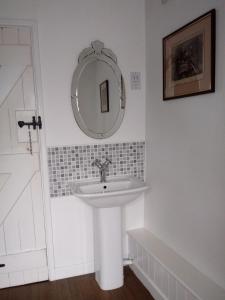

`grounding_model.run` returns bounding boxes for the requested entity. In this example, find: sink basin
[70,175,149,290]
[70,176,148,208]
